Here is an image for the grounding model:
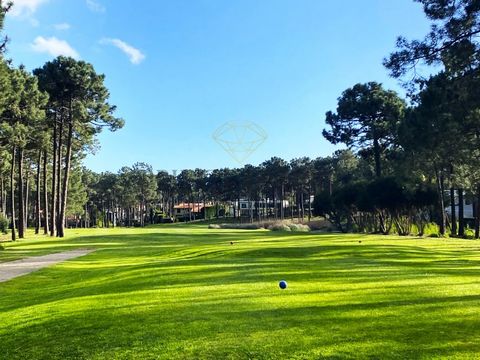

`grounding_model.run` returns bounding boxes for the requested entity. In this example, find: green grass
[1,225,480,359]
